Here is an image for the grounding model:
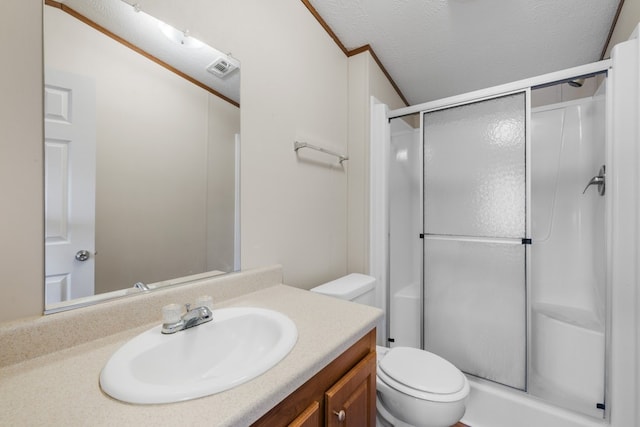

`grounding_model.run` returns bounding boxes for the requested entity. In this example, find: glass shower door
[422,92,528,390]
